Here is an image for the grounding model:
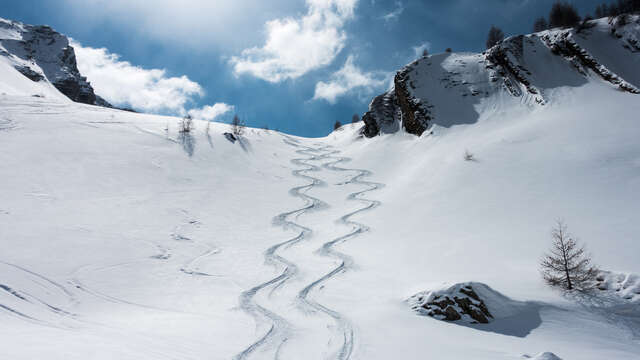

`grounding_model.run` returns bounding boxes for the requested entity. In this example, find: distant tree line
[595,0,640,18]
[486,25,505,49]
[531,0,640,33]
[531,2,581,32]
